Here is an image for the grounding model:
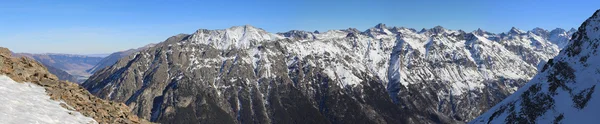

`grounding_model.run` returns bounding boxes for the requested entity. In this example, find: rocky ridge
[87,43,156,74]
